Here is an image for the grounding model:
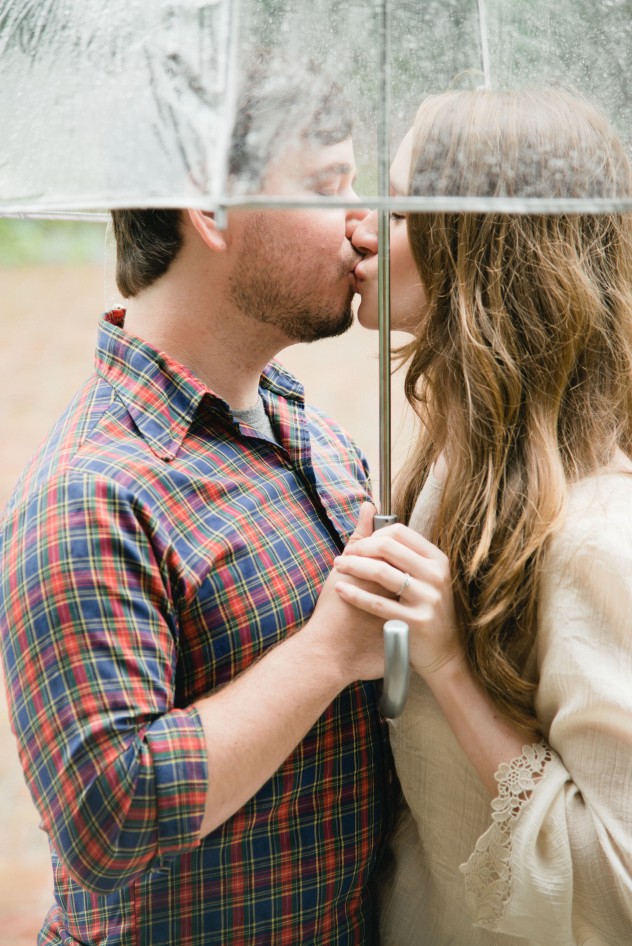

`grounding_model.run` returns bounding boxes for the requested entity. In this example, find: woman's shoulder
[565,469,632,526]
[549,470,632,568]
[408,466,443,535]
